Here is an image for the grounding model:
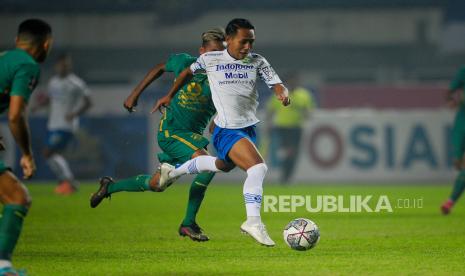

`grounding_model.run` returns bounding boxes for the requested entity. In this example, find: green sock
[182,172,215,226]
[450,170,465,202]
[0,204,28,260]
[107,175,152,195]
